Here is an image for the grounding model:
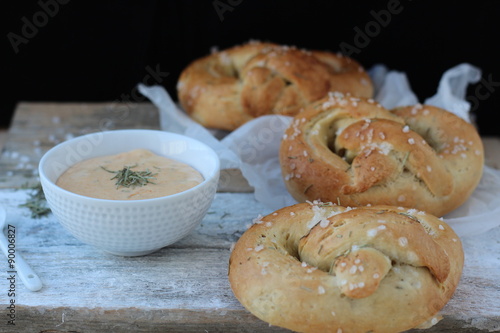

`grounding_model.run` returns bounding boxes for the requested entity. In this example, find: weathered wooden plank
[0,190,499,332]
[0,102,160,189]
[483,136,500,170]
[0,102,499,333]
[0,102,252,192]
